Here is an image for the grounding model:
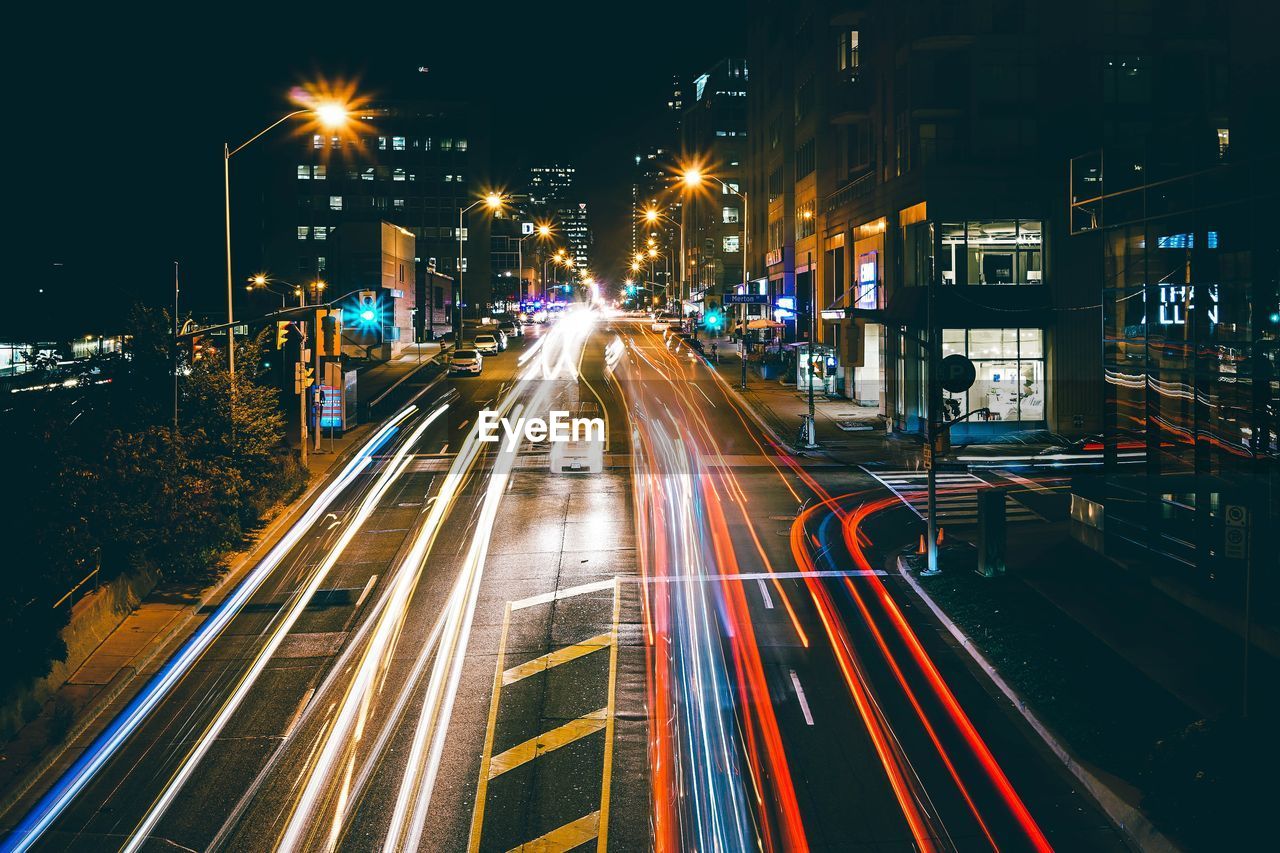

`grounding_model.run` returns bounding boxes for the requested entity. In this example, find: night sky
[12,3,742,336]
